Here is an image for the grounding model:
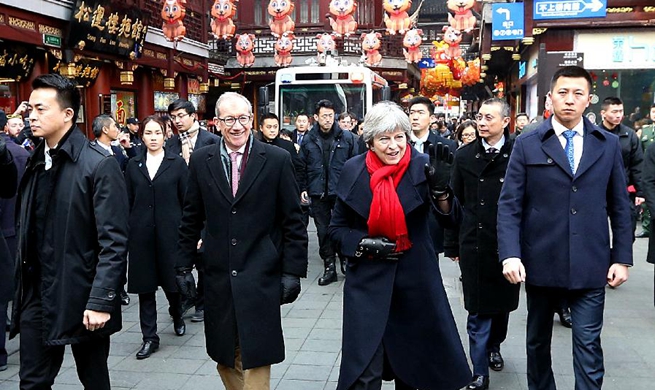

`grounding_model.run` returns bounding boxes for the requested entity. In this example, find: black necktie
[487,147,498,154]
